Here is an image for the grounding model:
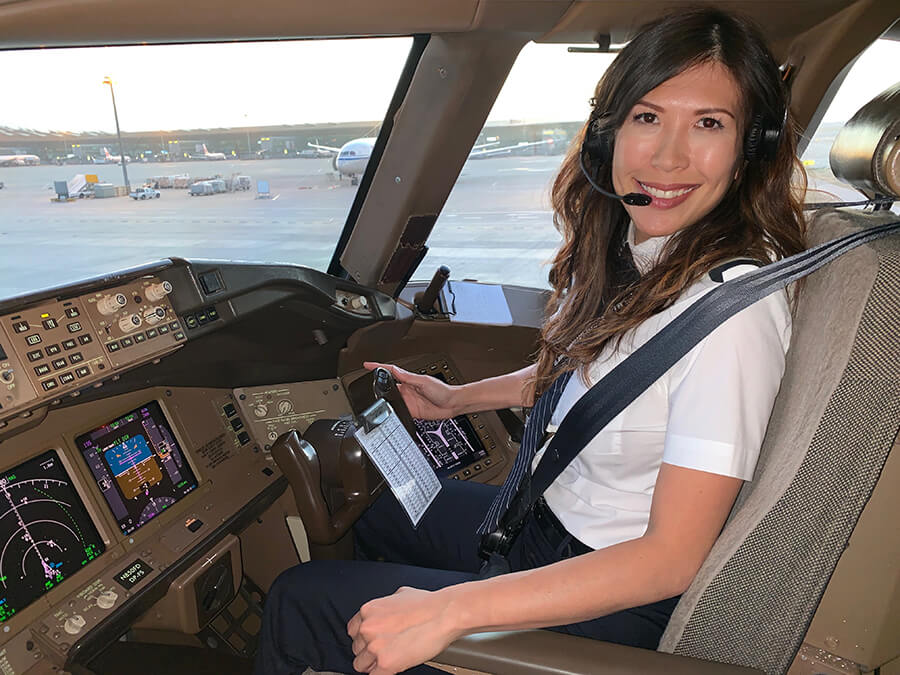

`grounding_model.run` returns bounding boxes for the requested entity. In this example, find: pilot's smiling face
[611,62,744,245]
